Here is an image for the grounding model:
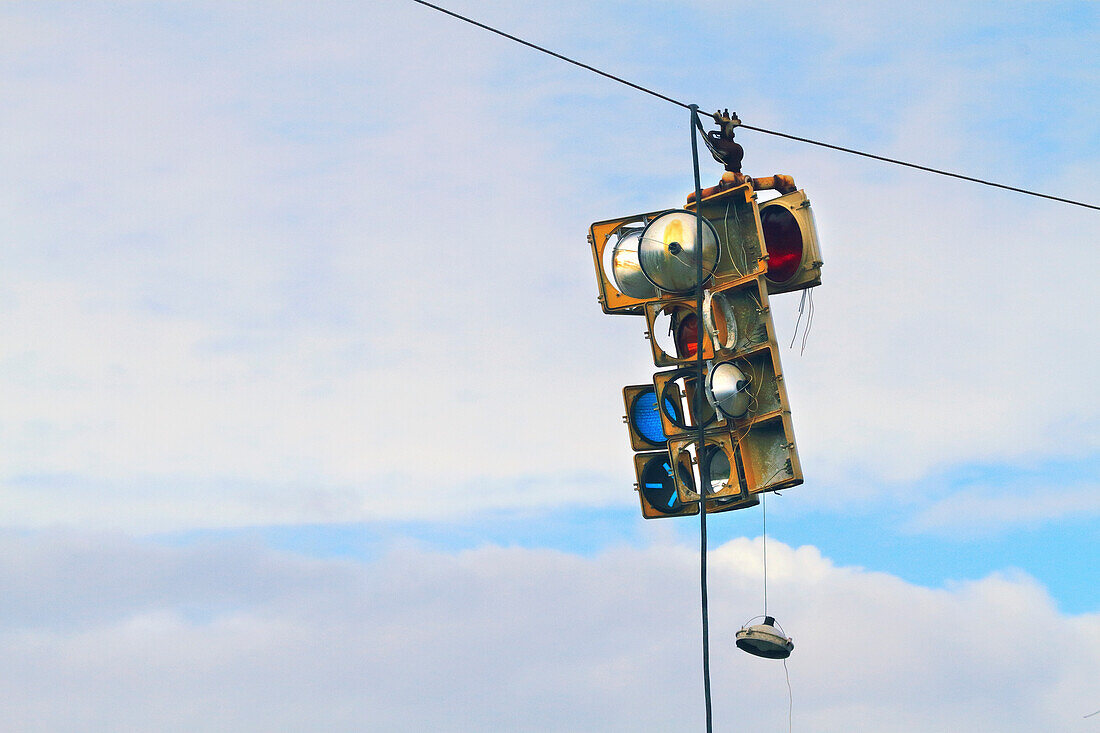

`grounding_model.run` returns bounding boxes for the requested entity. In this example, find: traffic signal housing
[588,182,773,316]
[758,190,823,294]
[648,276,803,501]
[590,213,664,315]
[592,180,813,520]
[633,450,698,519]
[623,383,682,451]
[624,384,761,517]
